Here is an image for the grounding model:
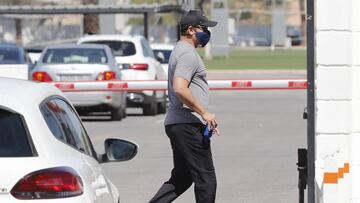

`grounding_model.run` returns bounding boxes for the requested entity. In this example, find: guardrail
[50,79,307,92]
